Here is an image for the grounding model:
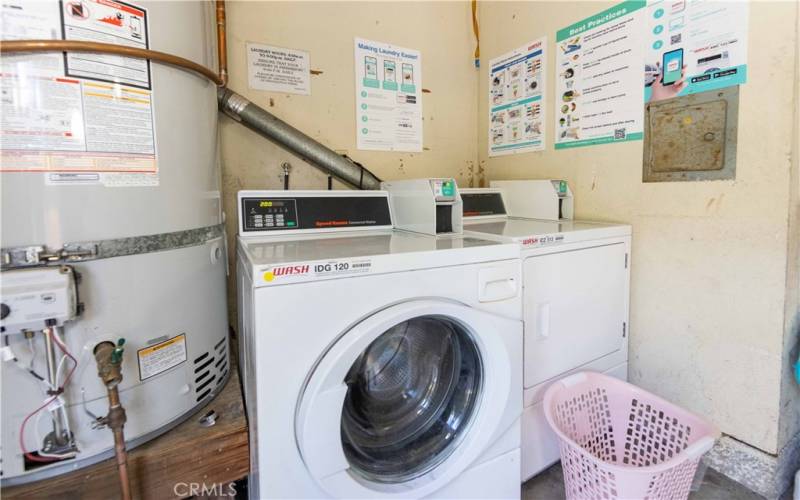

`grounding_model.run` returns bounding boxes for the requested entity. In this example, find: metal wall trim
[1,223,225,270]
